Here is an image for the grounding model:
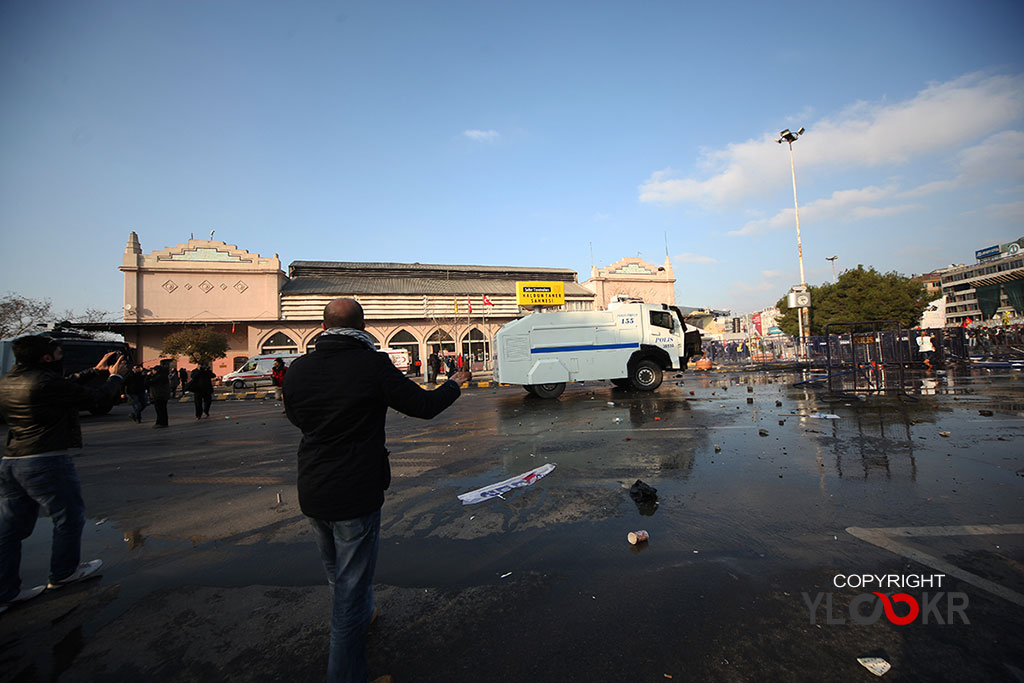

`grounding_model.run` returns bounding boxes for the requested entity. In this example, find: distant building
[581,257,675,309]
[683,308,731,340]
[115,233,595,374]
[941,237,1024,326]
[911,268,953,299]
